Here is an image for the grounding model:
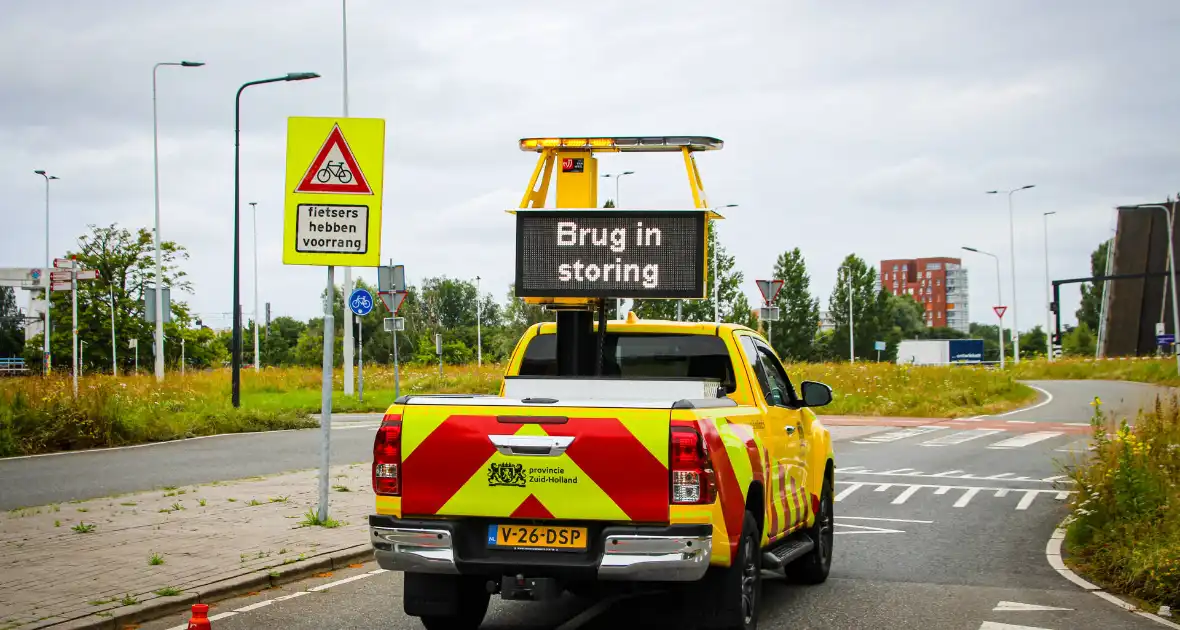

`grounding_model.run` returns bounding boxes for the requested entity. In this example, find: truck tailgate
[399,403,671,524]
